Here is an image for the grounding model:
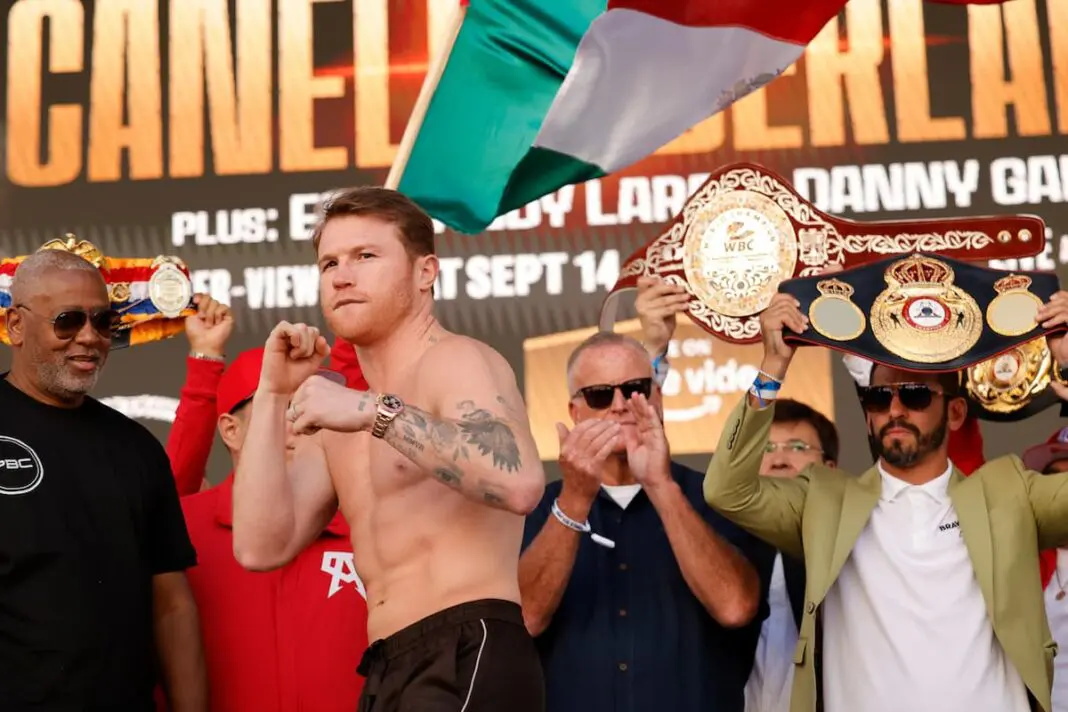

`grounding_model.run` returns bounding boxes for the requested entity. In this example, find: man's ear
[6,307,24,347]
[217,413,243,451]
[947,396,969,432]
[415,254,439,293]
